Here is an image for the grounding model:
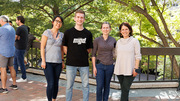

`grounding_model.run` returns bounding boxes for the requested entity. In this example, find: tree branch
[38,5,53,19]
[59,3,78,15]
[114,0,169,47]
[162,0,166,13]
[141,0,147,11]
[64,0,94,19]
[23,5,53,20]
[139,20,164,47]
[151,0,180,47]
[87,4,106,13]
